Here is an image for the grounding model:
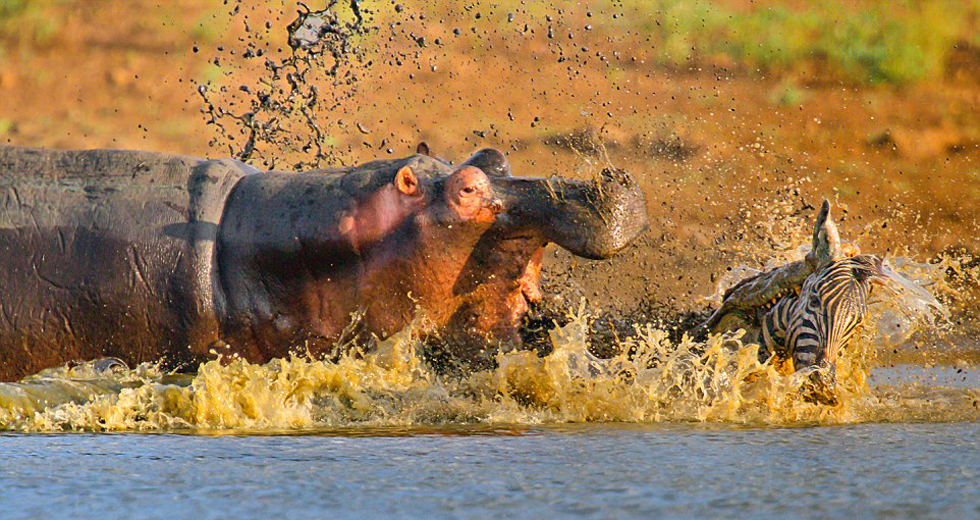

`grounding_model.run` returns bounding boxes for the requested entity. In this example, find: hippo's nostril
[488,198,504,214]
